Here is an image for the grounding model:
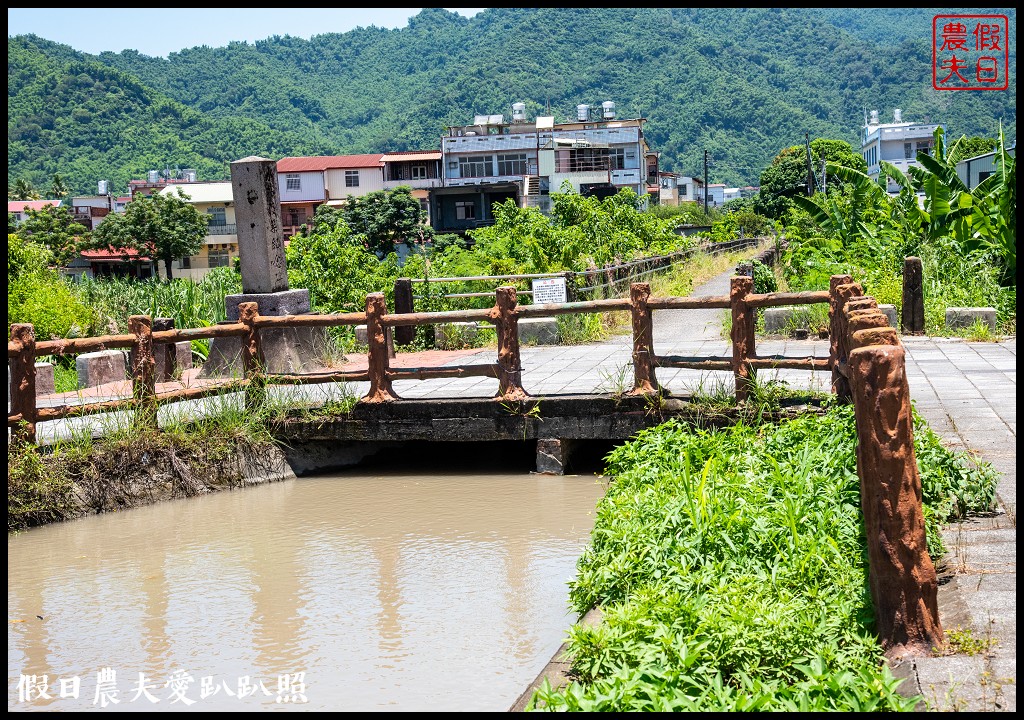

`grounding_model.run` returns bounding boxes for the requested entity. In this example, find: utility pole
[821,157,827,195]
[805,132,816,196]
[703,150,709,215]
